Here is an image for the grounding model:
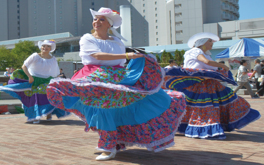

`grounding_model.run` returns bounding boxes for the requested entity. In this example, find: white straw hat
[90,7,122,29]
[38,40,56,52]
[187,32,219,48]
